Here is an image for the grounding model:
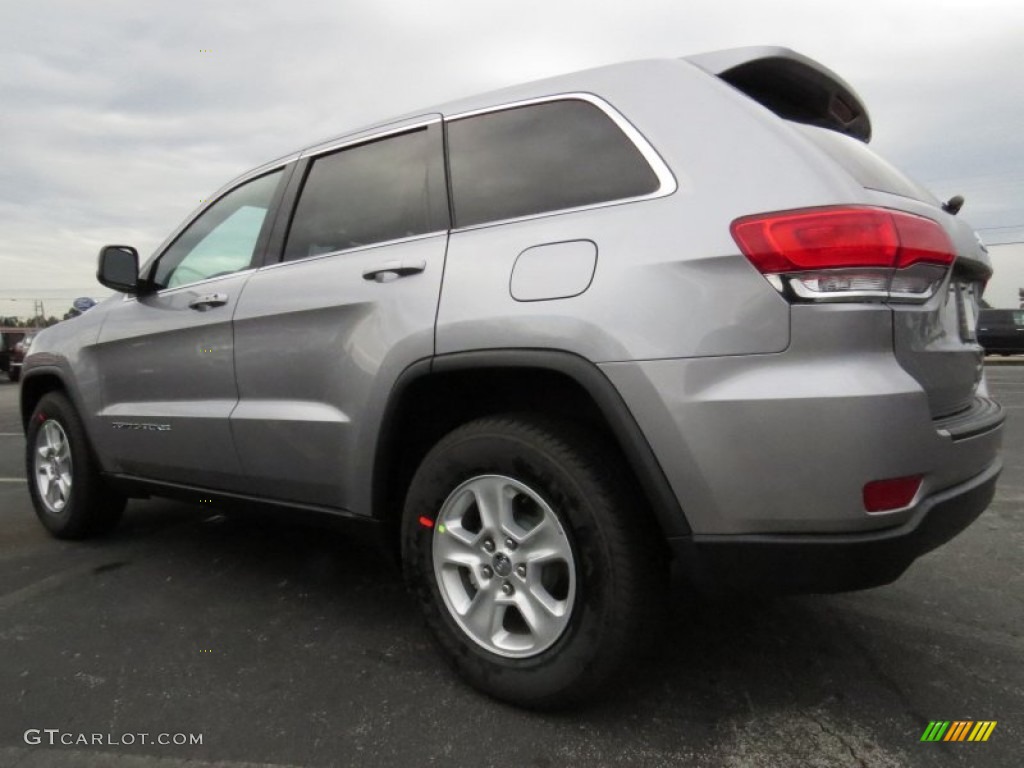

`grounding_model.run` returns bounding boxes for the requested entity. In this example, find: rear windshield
[794,124,938,204]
